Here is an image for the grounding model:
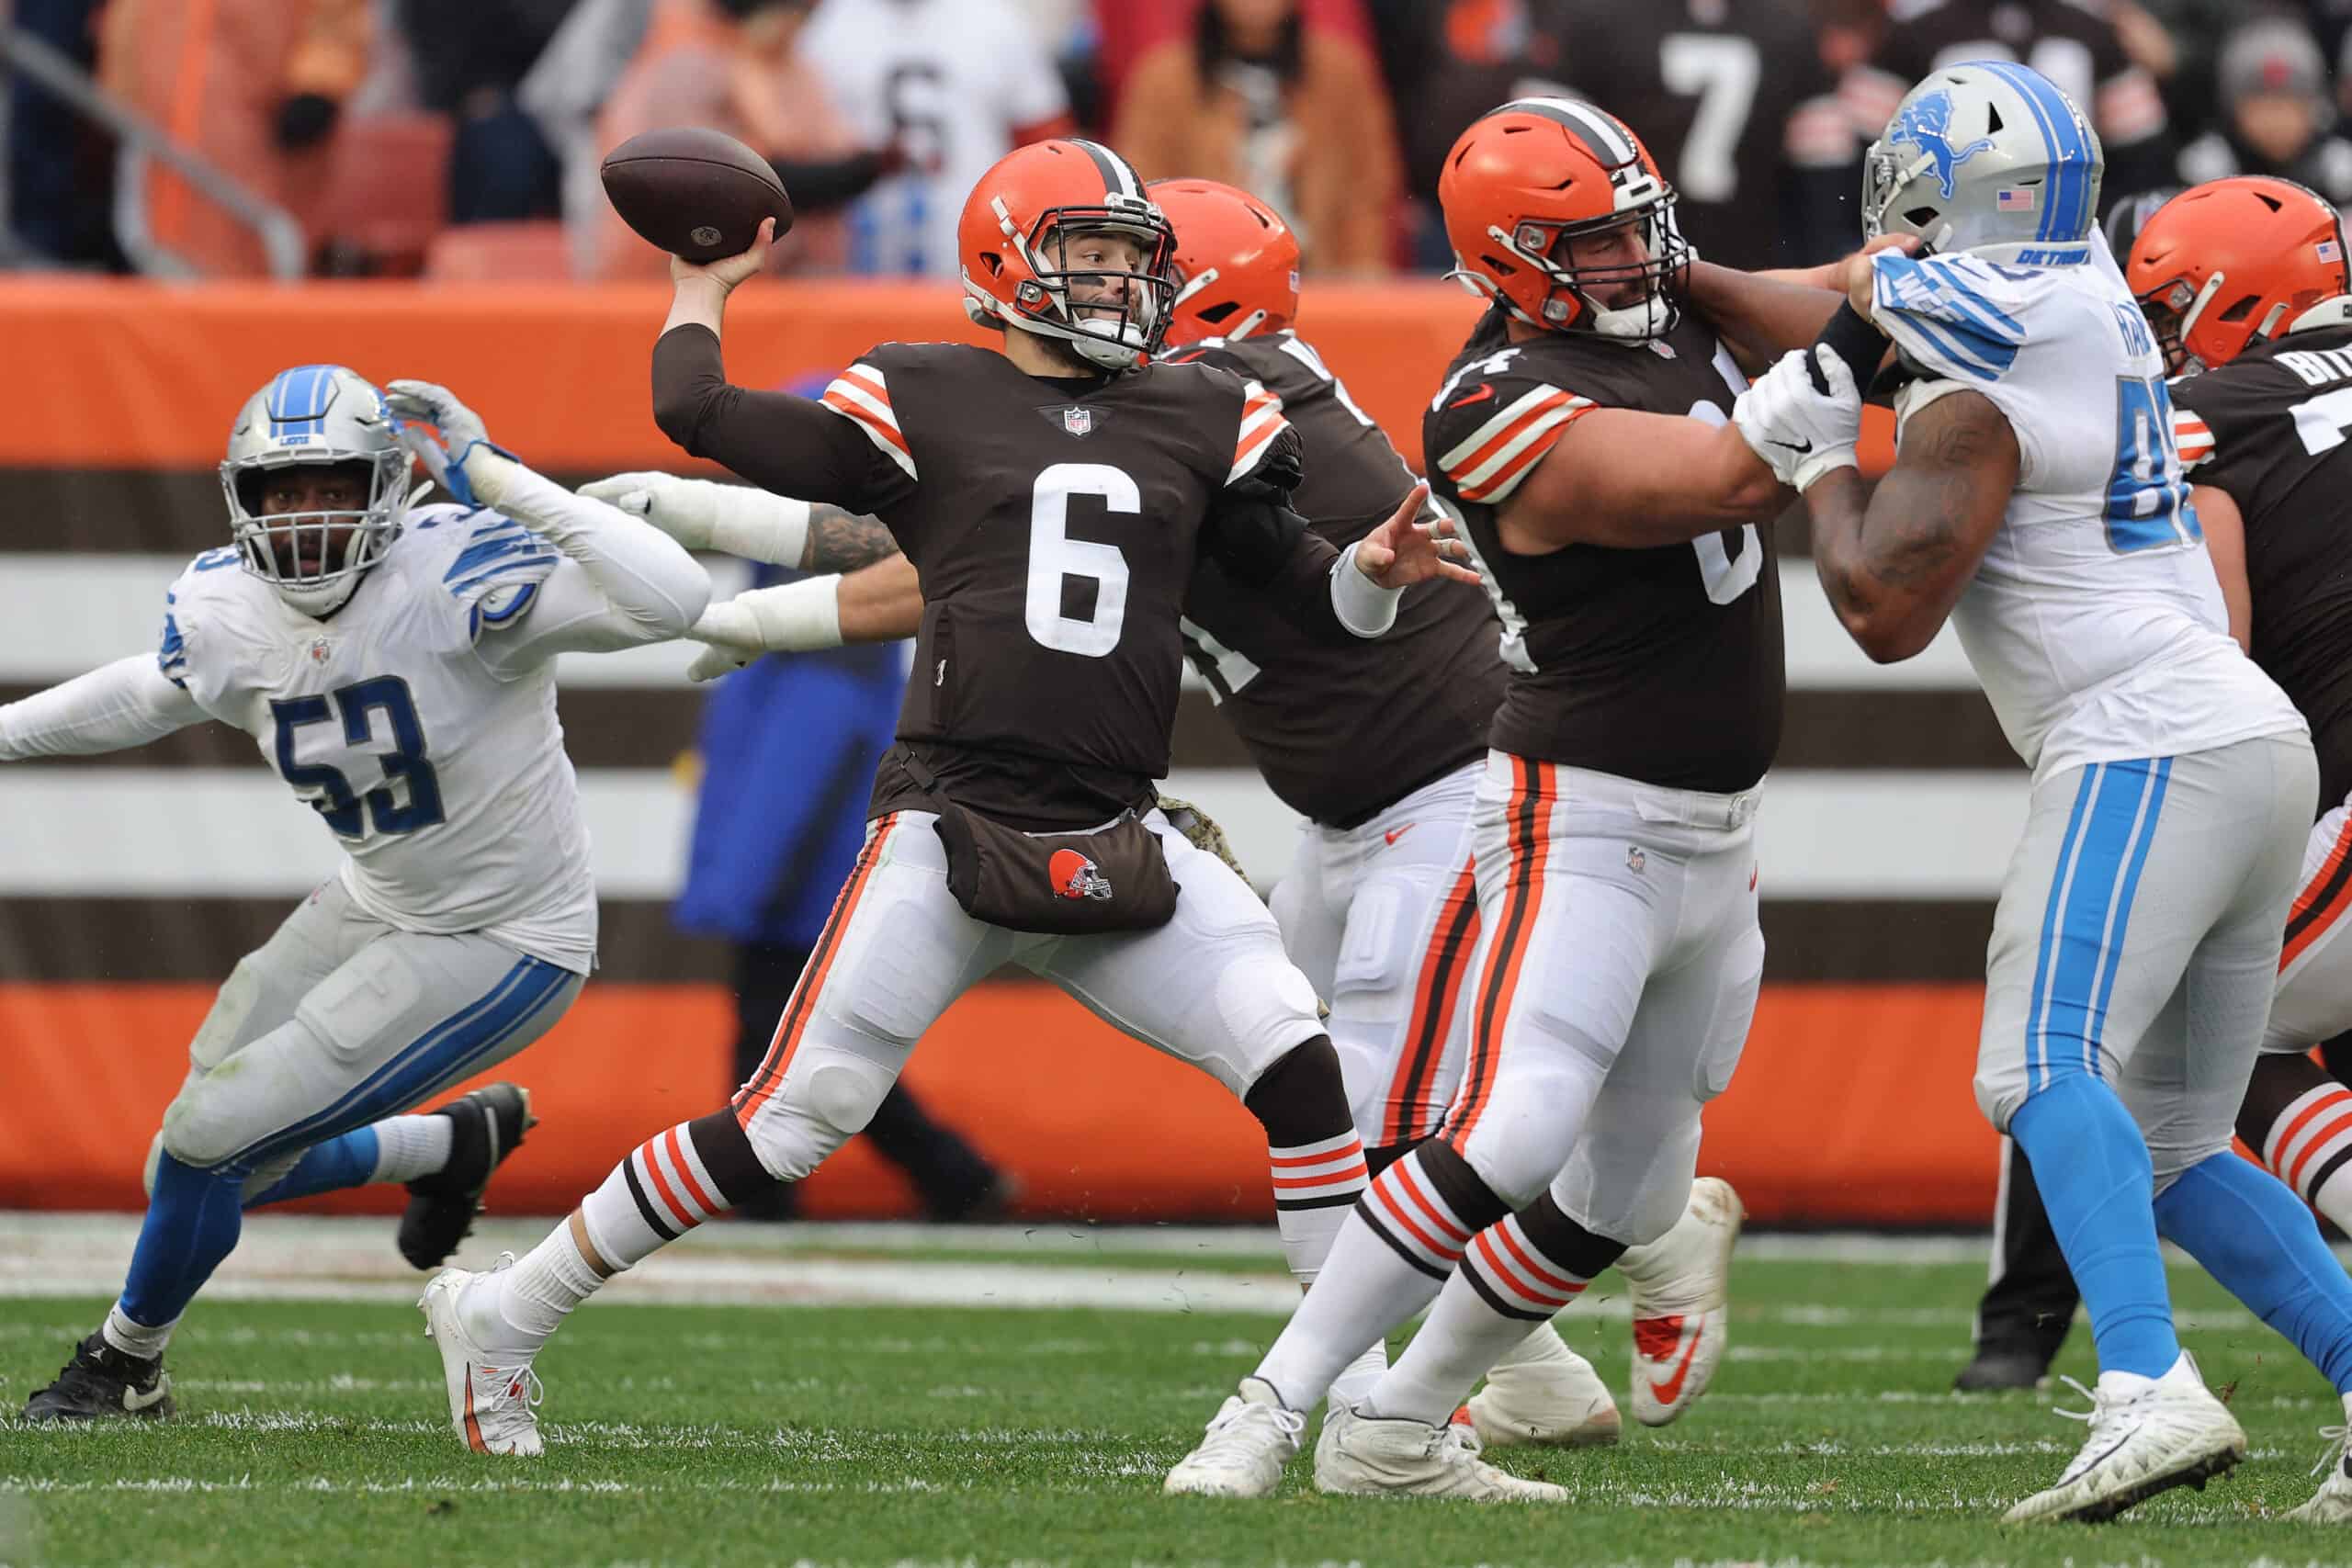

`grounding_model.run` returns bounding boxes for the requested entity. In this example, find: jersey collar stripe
[1070,139,1142,202]
[1440,385,1579,470]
